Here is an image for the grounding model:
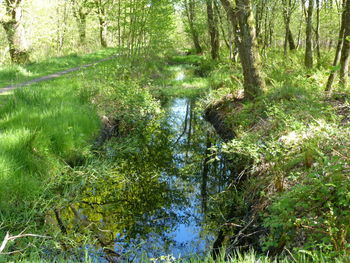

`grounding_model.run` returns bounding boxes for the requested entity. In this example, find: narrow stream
[111,69,217,260]
[112,97,215,261]
[52,67,229,262]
